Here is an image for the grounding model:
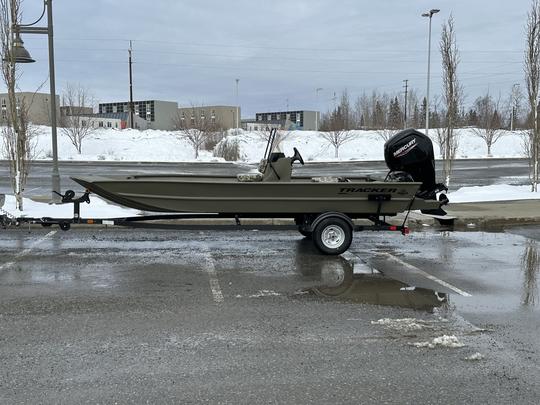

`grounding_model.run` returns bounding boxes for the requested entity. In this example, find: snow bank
[448,184,540,203]
[1,194,140,219]
[25,126,526,163]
